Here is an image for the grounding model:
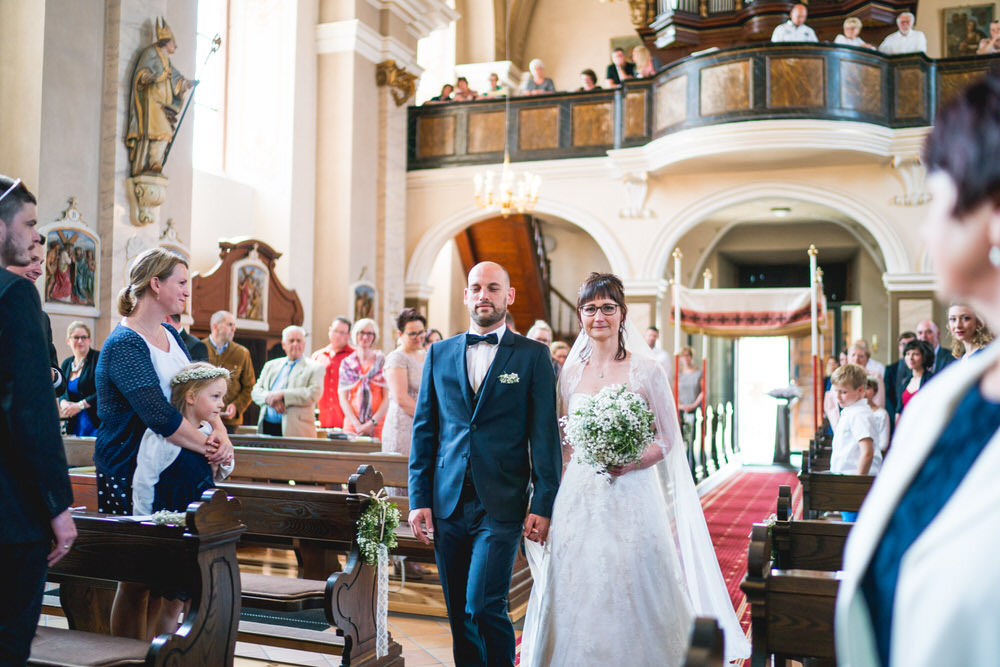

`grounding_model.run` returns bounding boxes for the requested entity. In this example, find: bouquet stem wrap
[376,543,389,658]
